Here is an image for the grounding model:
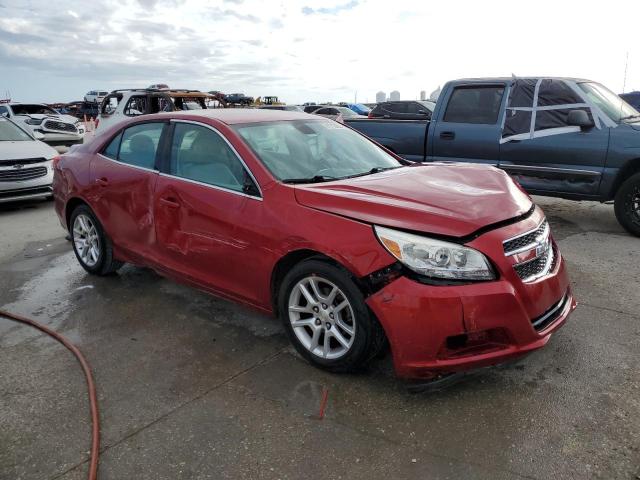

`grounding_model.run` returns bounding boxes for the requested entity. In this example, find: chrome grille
[0,166,48,182]
[43,120,77,133]
[514,242,555,282]
[0,157,48,166]
[503,220,548,256]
